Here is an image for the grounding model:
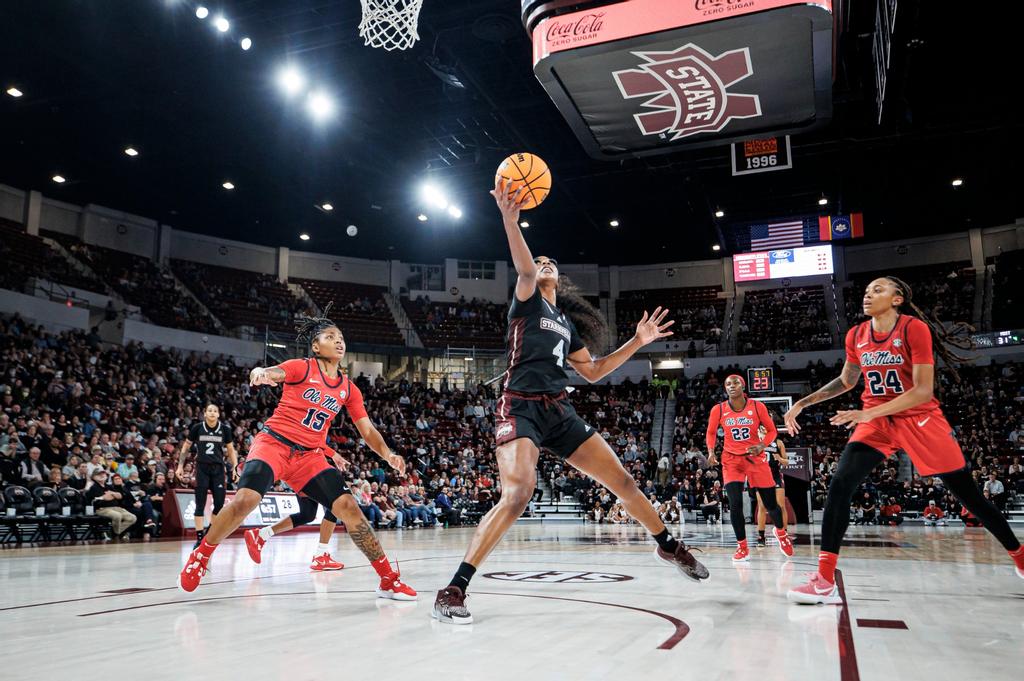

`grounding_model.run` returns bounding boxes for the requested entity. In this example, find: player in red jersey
[785,277,1024,604]
[706,374,794,562]
[178,304,417,600]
